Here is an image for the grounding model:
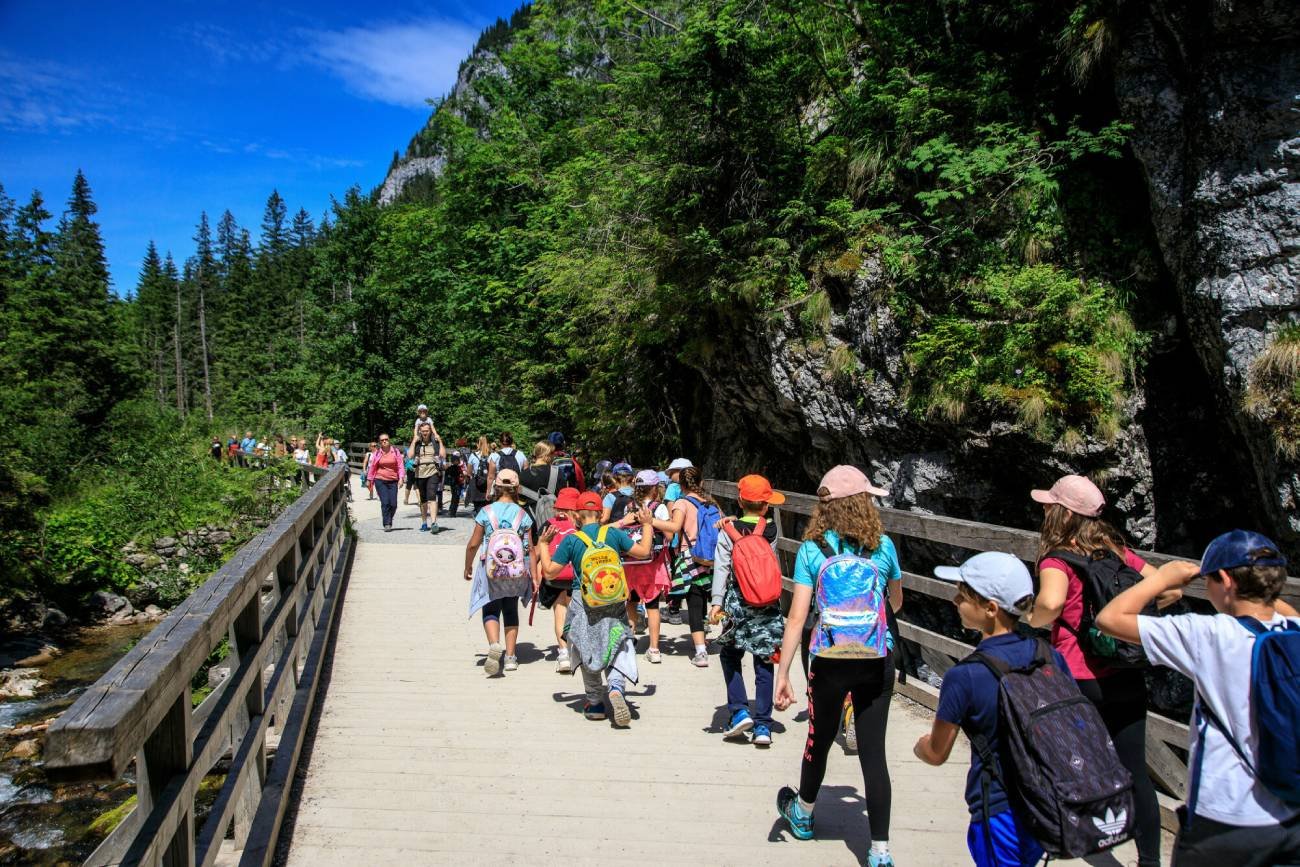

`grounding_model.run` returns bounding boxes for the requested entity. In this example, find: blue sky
[0,1,524,292]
